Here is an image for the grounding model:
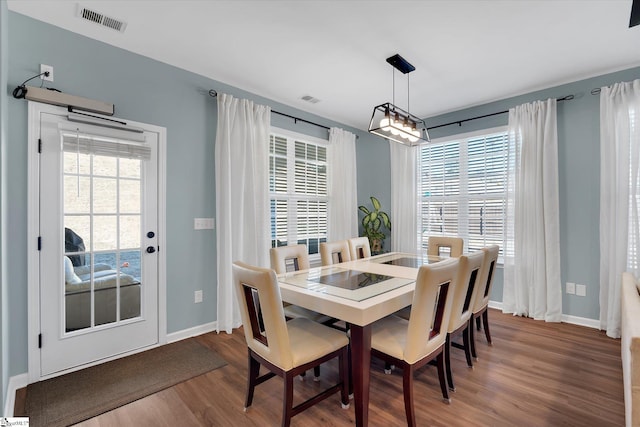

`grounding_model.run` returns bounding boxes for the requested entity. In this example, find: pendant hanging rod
[426,94,575,131]
[208,89,331,132]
